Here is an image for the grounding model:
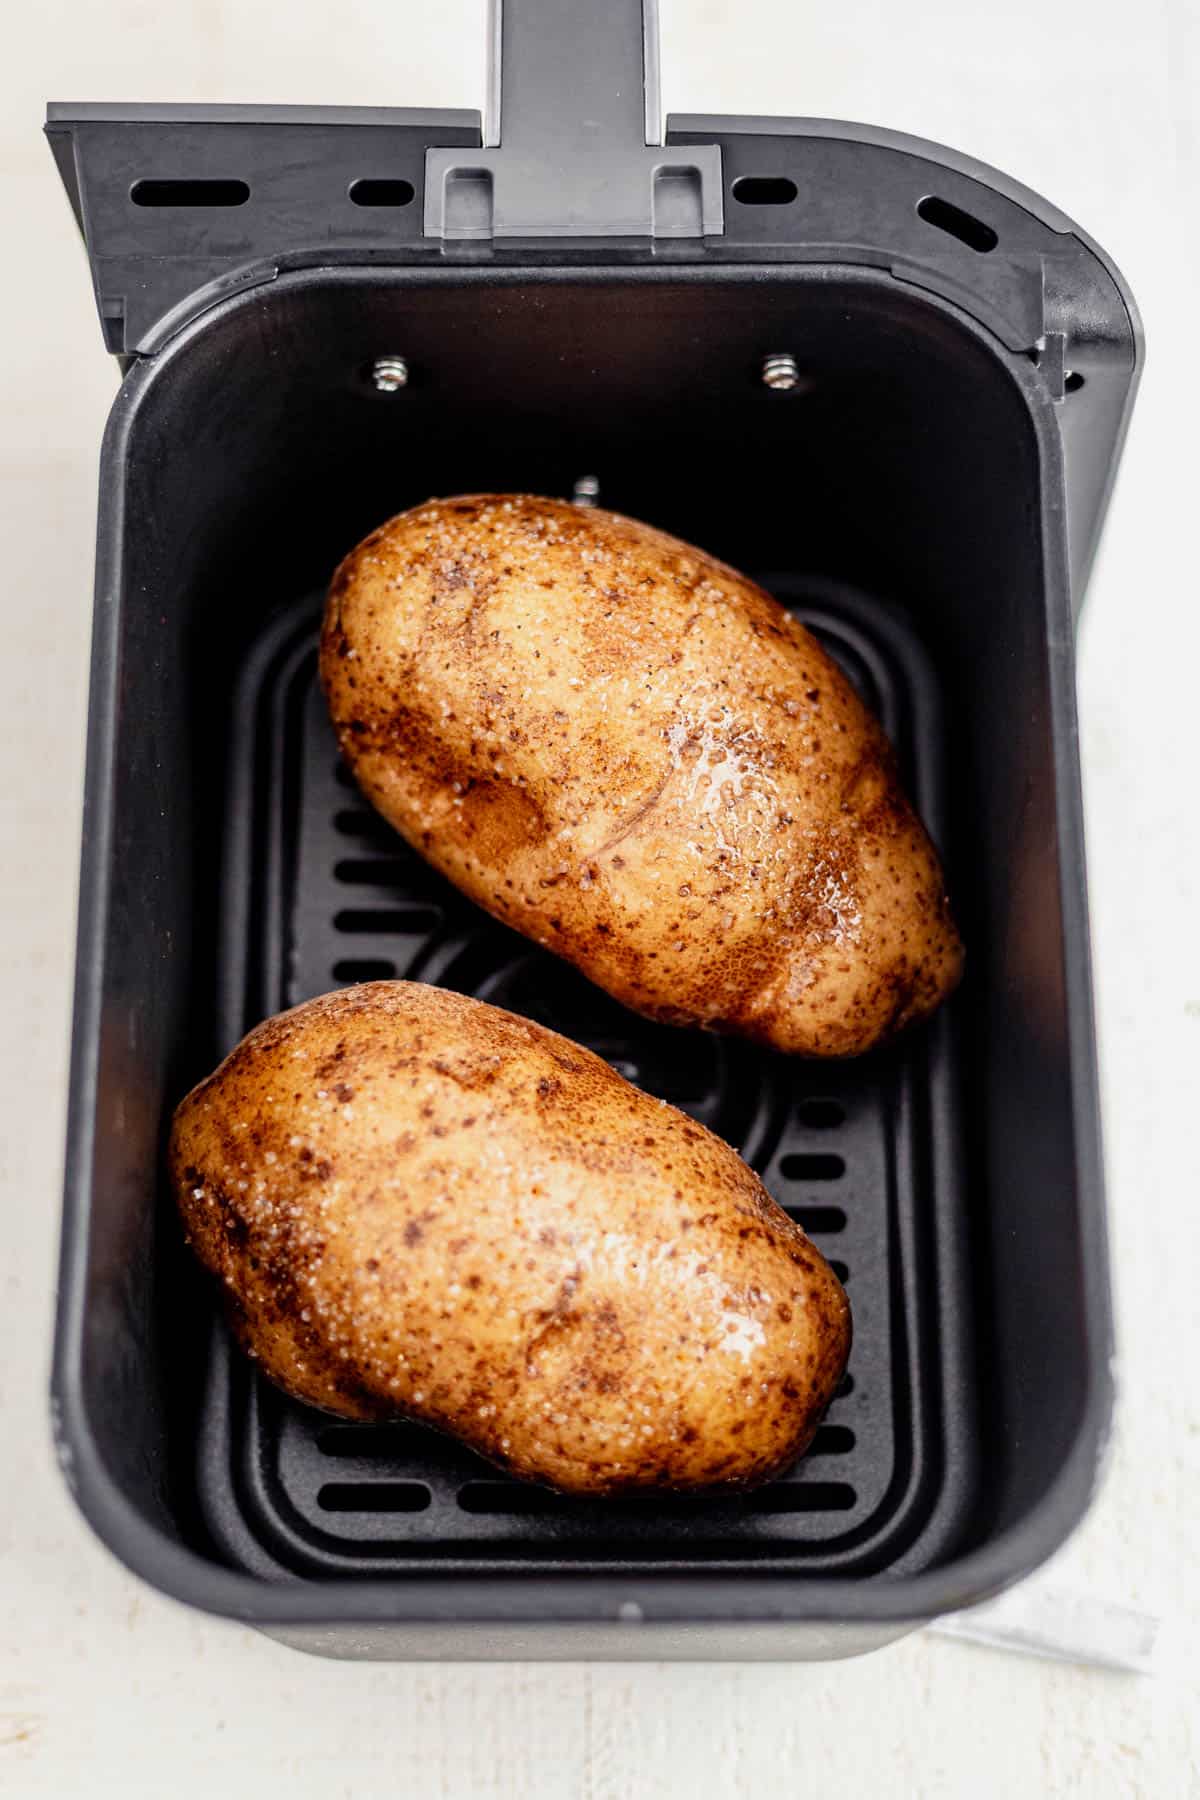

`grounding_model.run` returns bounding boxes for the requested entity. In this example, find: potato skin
[170,982,850,1495]
[321,495,962,1056]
